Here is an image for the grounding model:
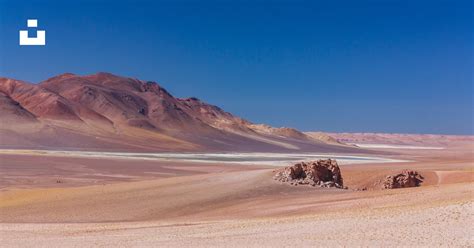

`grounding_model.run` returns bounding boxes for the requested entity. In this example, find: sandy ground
[0,144,473,247]
[1,197,472,247]
[0,153,272,190]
